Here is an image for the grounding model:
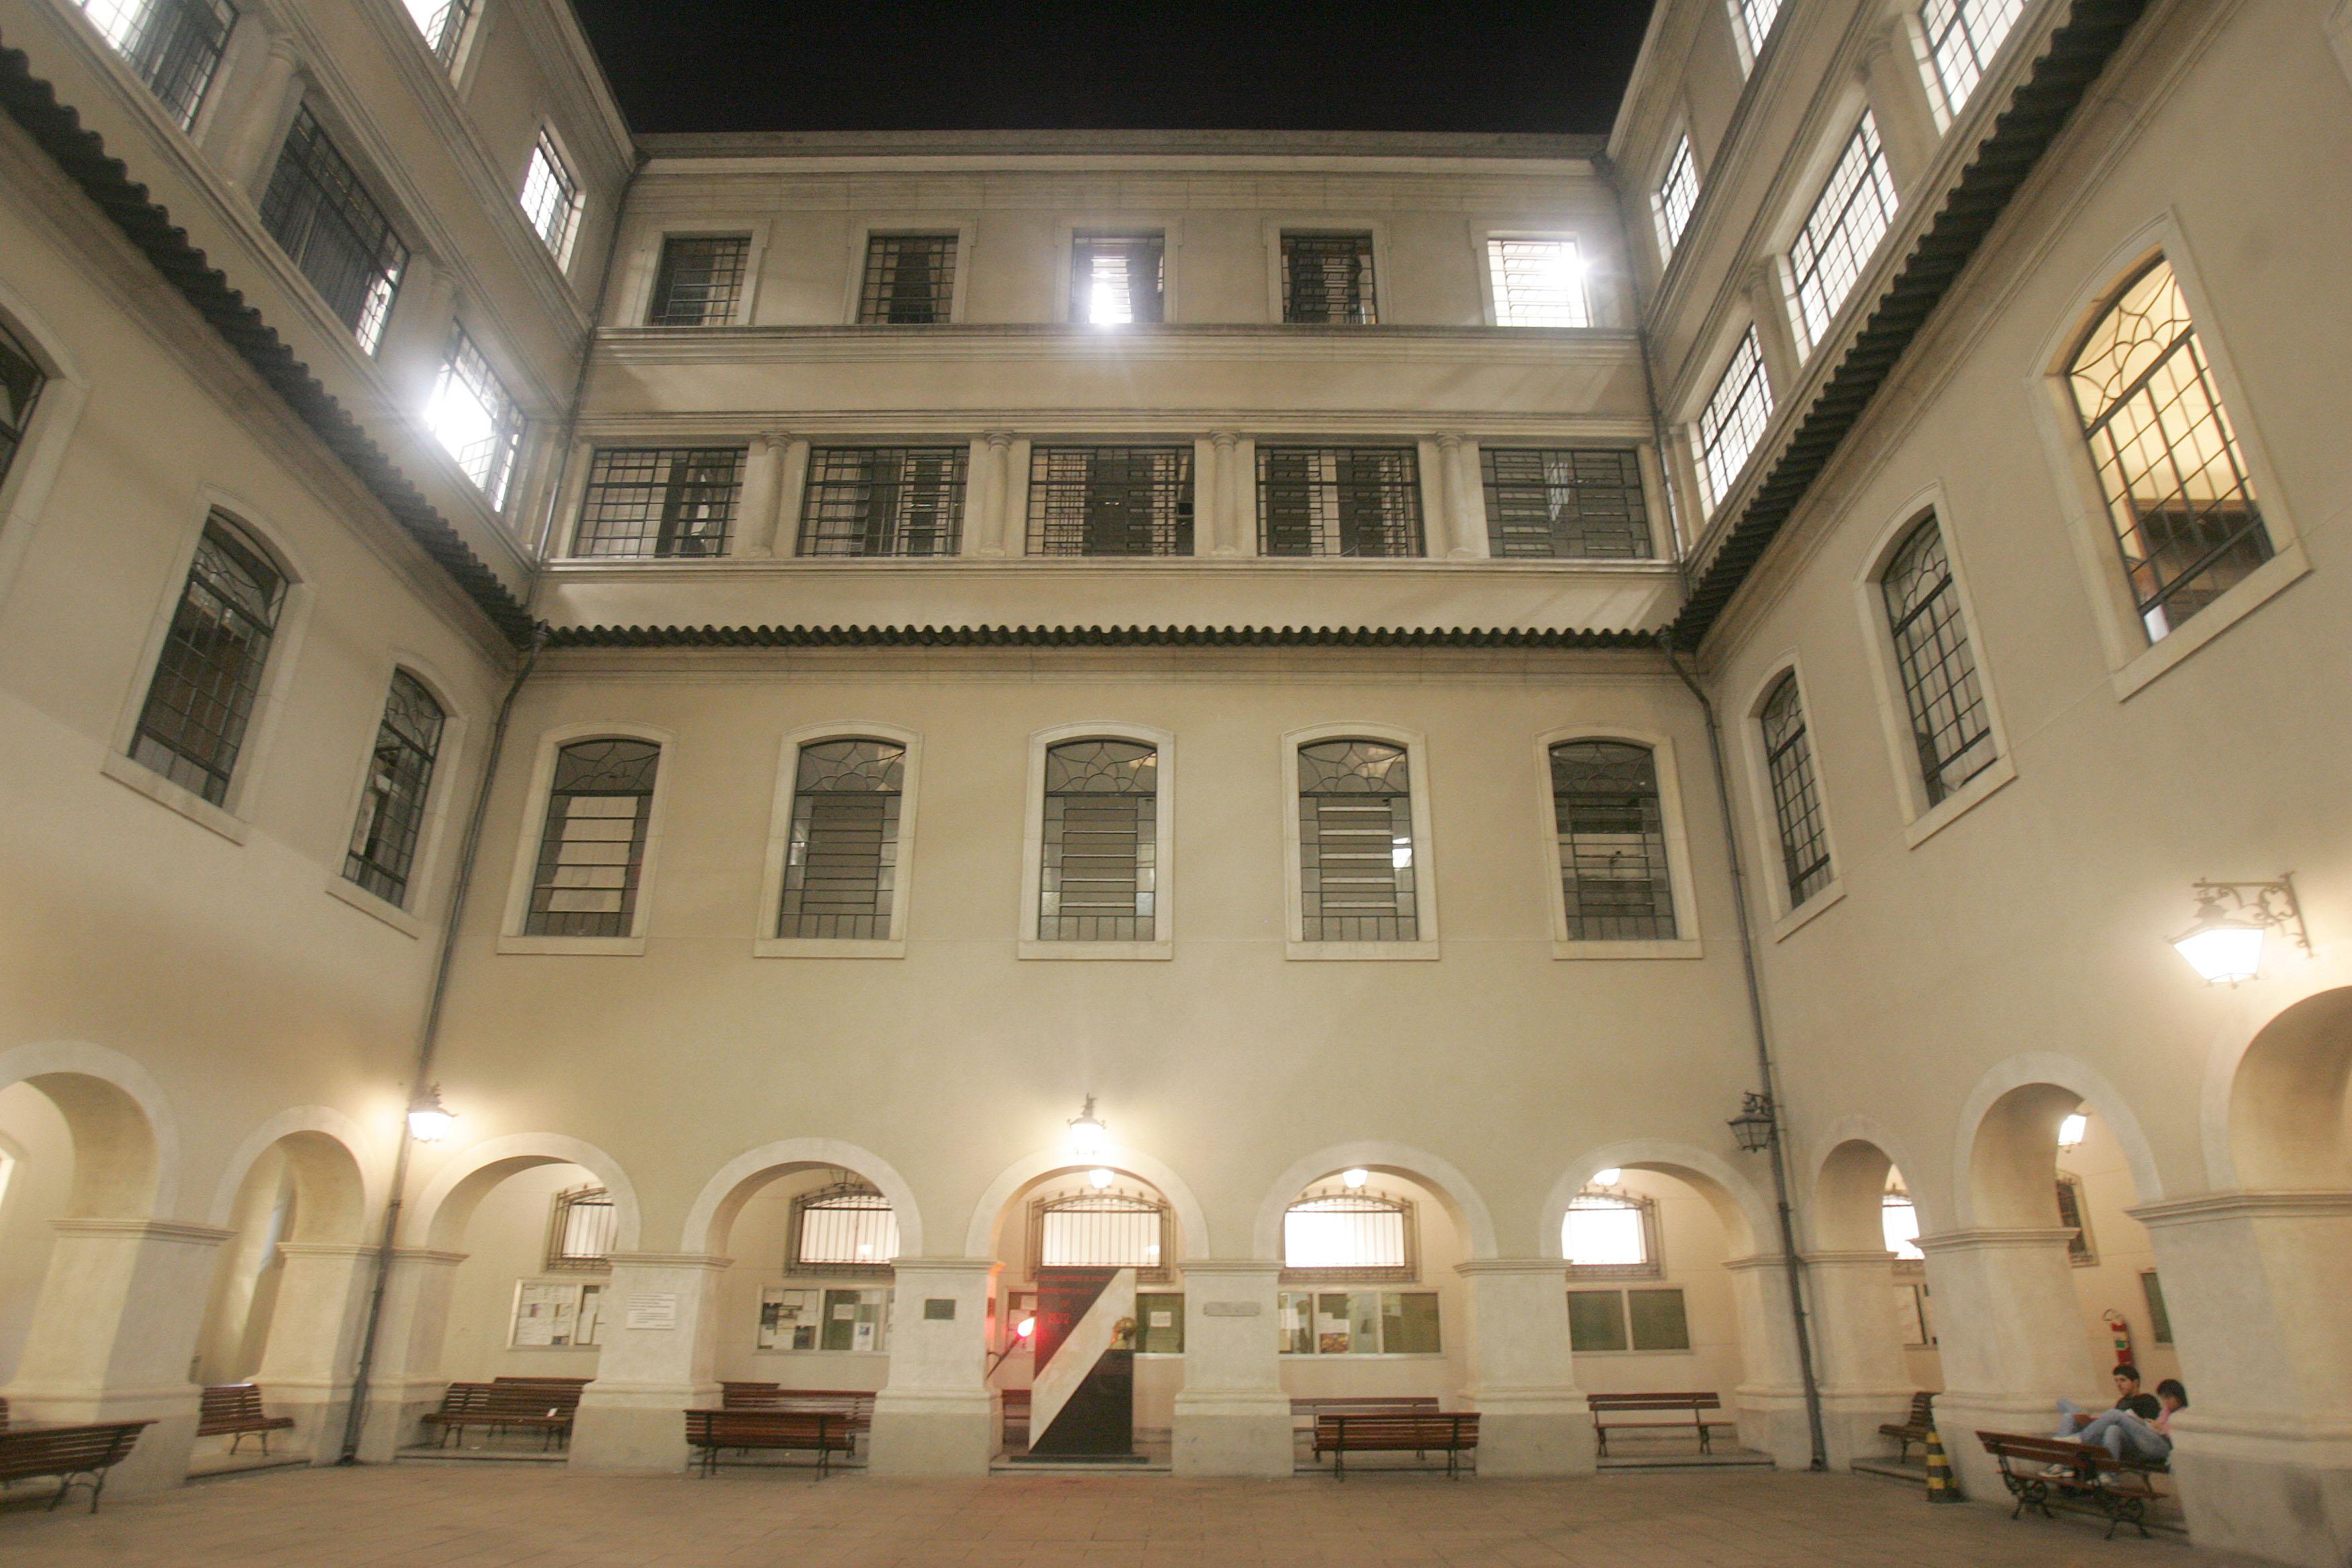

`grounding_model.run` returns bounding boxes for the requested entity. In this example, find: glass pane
[1136,1291,1185,1353]
[1382,1291,1442,1354]
[1627,1288,1692,1351]
[1567,1289,1629,1353]
[1565,1199,1648,1267]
